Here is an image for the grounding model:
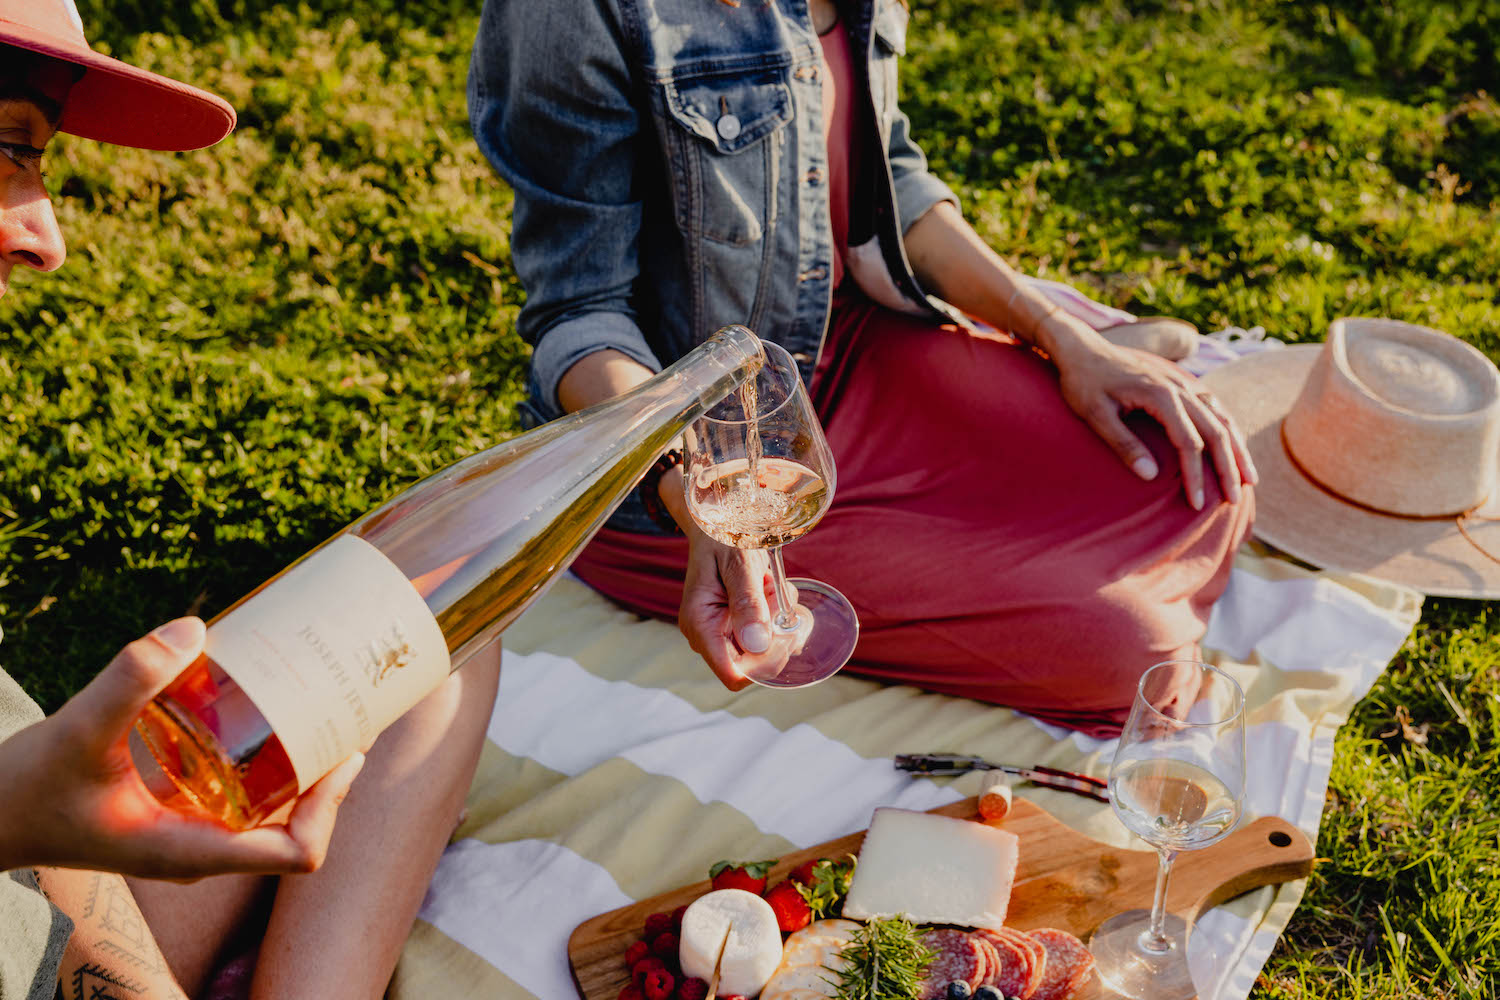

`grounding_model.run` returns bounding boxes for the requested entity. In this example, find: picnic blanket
[389,544,1421,1000]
